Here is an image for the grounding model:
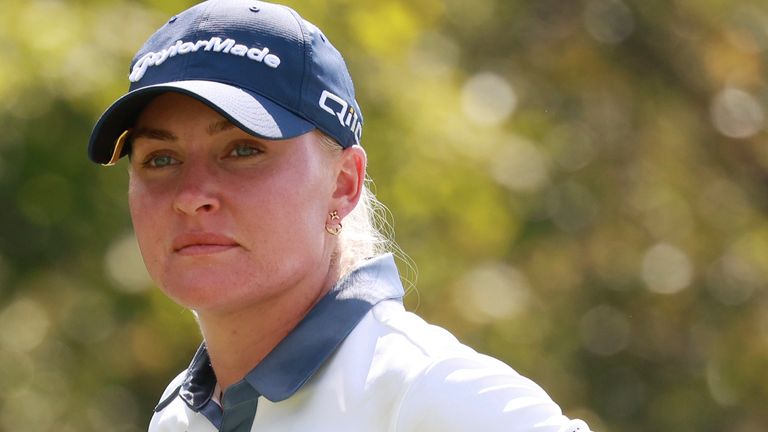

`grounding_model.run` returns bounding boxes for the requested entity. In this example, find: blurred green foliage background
[1,0,767,430]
